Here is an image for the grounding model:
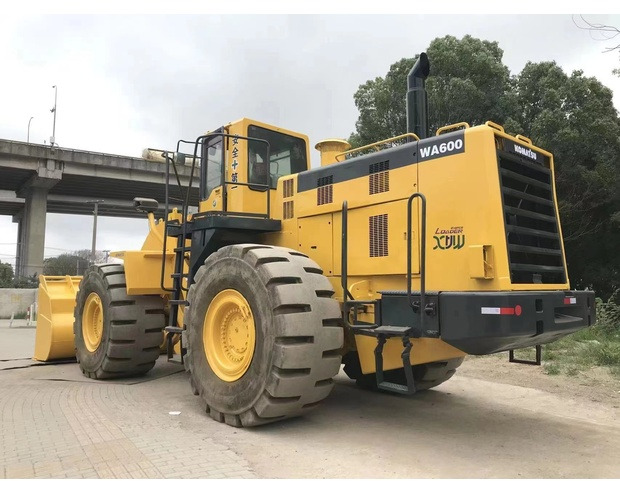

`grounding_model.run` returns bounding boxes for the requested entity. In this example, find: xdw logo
[433,226,465,250]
